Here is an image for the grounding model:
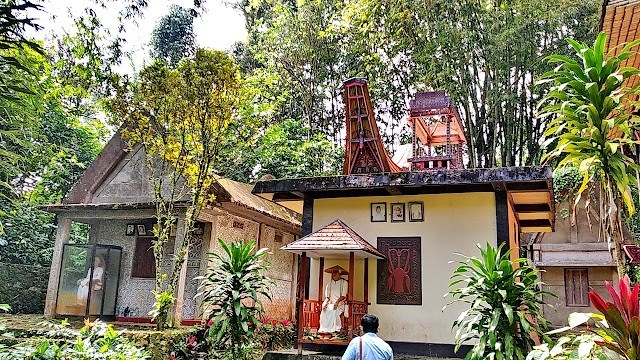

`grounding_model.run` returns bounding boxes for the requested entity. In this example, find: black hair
[361,314,379,334]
